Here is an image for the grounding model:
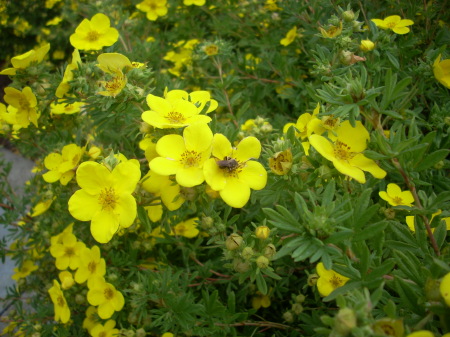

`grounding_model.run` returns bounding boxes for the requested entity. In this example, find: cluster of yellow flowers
[48,224,124,335]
